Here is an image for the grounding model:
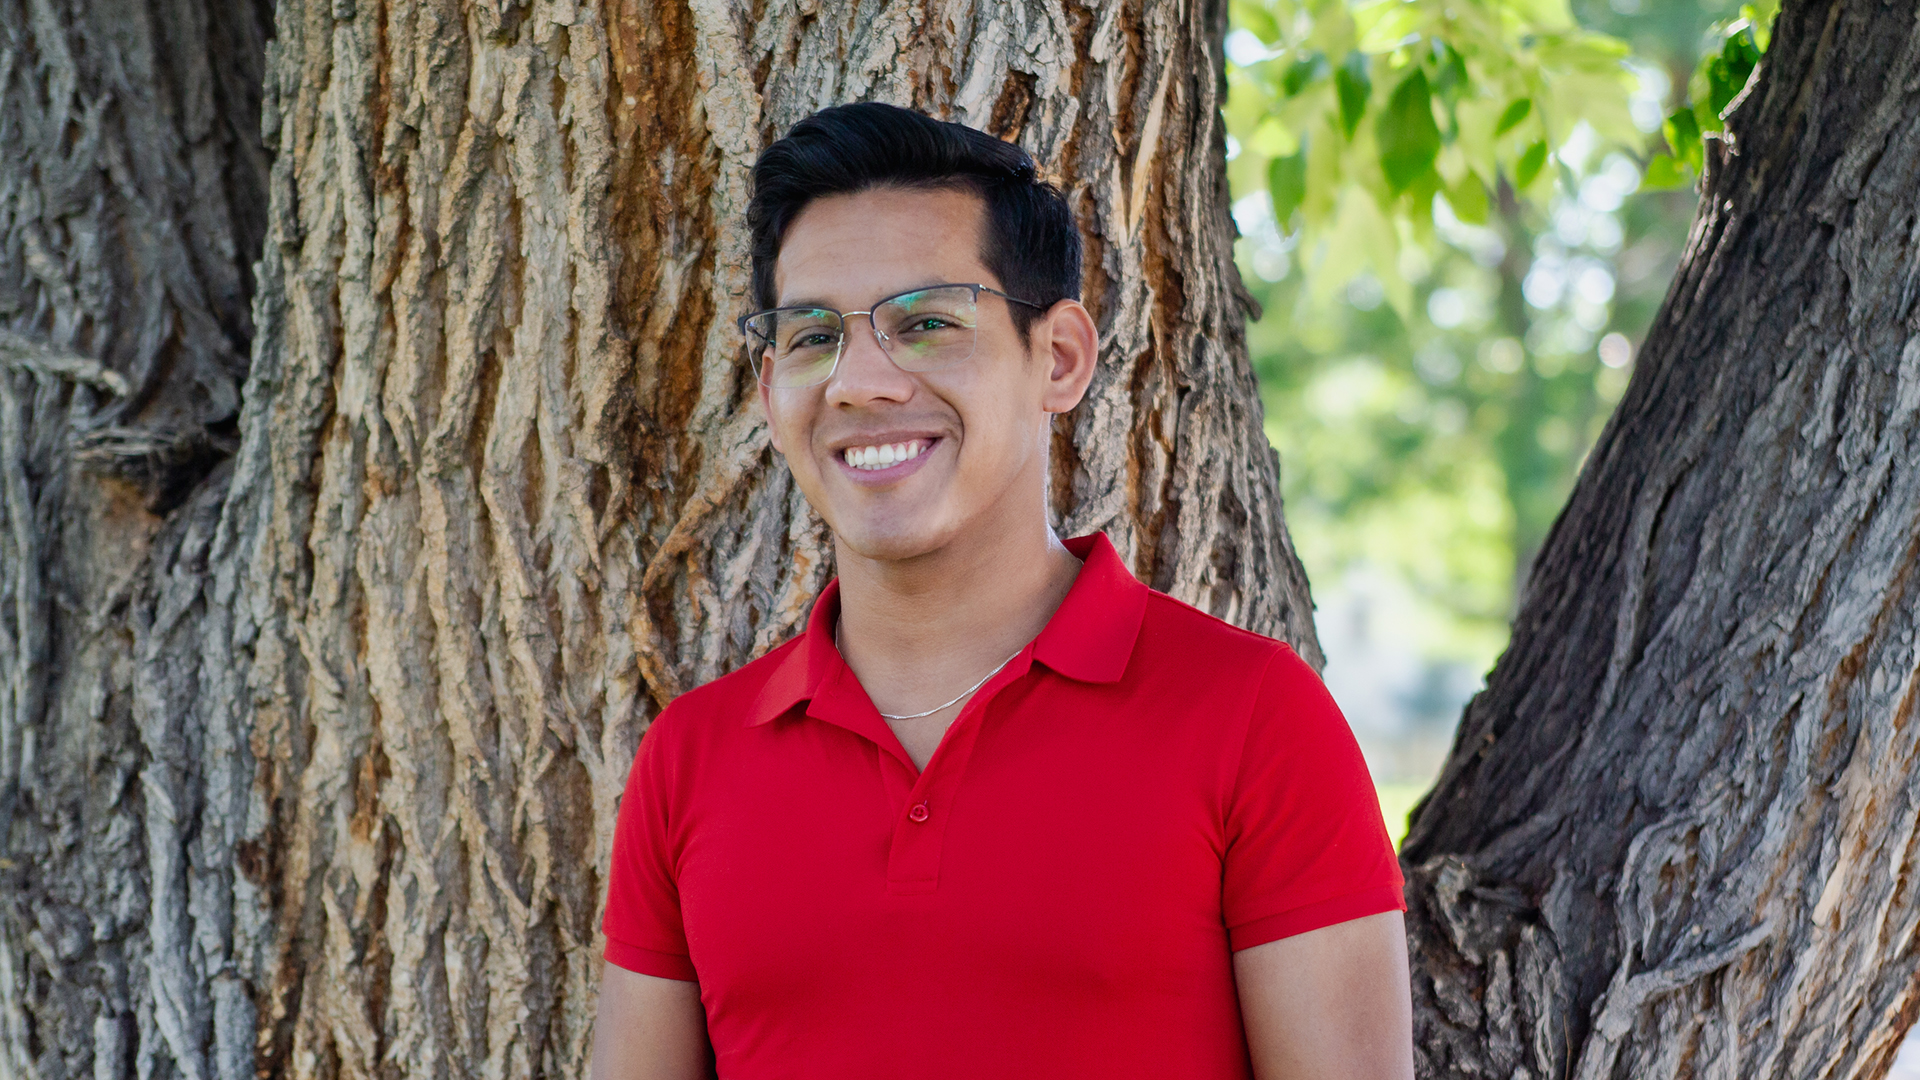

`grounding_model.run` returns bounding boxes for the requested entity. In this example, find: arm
[1233,911,1415,1080]
[587,962,714,1080]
